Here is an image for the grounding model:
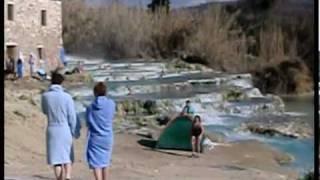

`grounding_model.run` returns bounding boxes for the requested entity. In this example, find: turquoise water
[206,96,314,174]
[280,96,314,172]
[268,136,314,171]
[282,95,314,128]
[206,124,313,174]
